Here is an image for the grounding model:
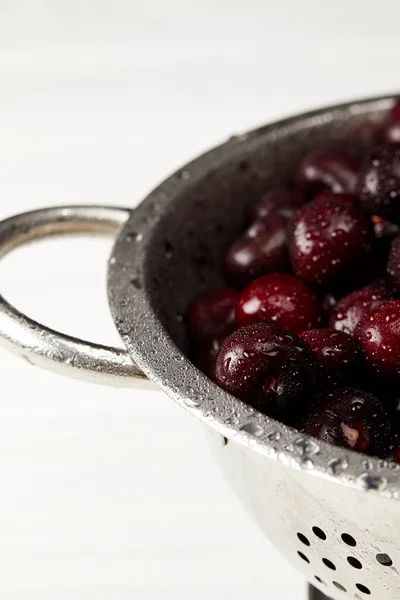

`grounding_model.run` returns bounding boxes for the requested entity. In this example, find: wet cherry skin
[236,273,321,333]
[213,322,318,423]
